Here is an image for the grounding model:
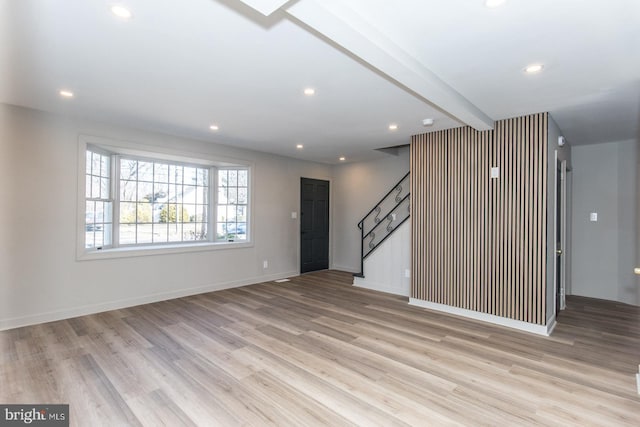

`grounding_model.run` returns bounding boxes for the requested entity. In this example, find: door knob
[556,249,562,255]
